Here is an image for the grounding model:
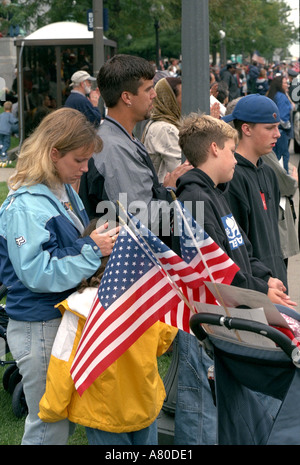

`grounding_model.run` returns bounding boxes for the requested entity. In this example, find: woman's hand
[90,223,120,256]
